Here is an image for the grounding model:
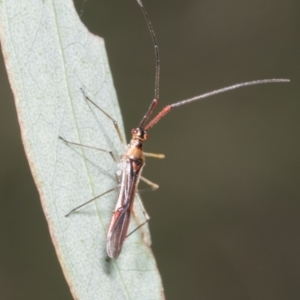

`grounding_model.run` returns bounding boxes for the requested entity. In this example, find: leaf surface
[0,1,164,299]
